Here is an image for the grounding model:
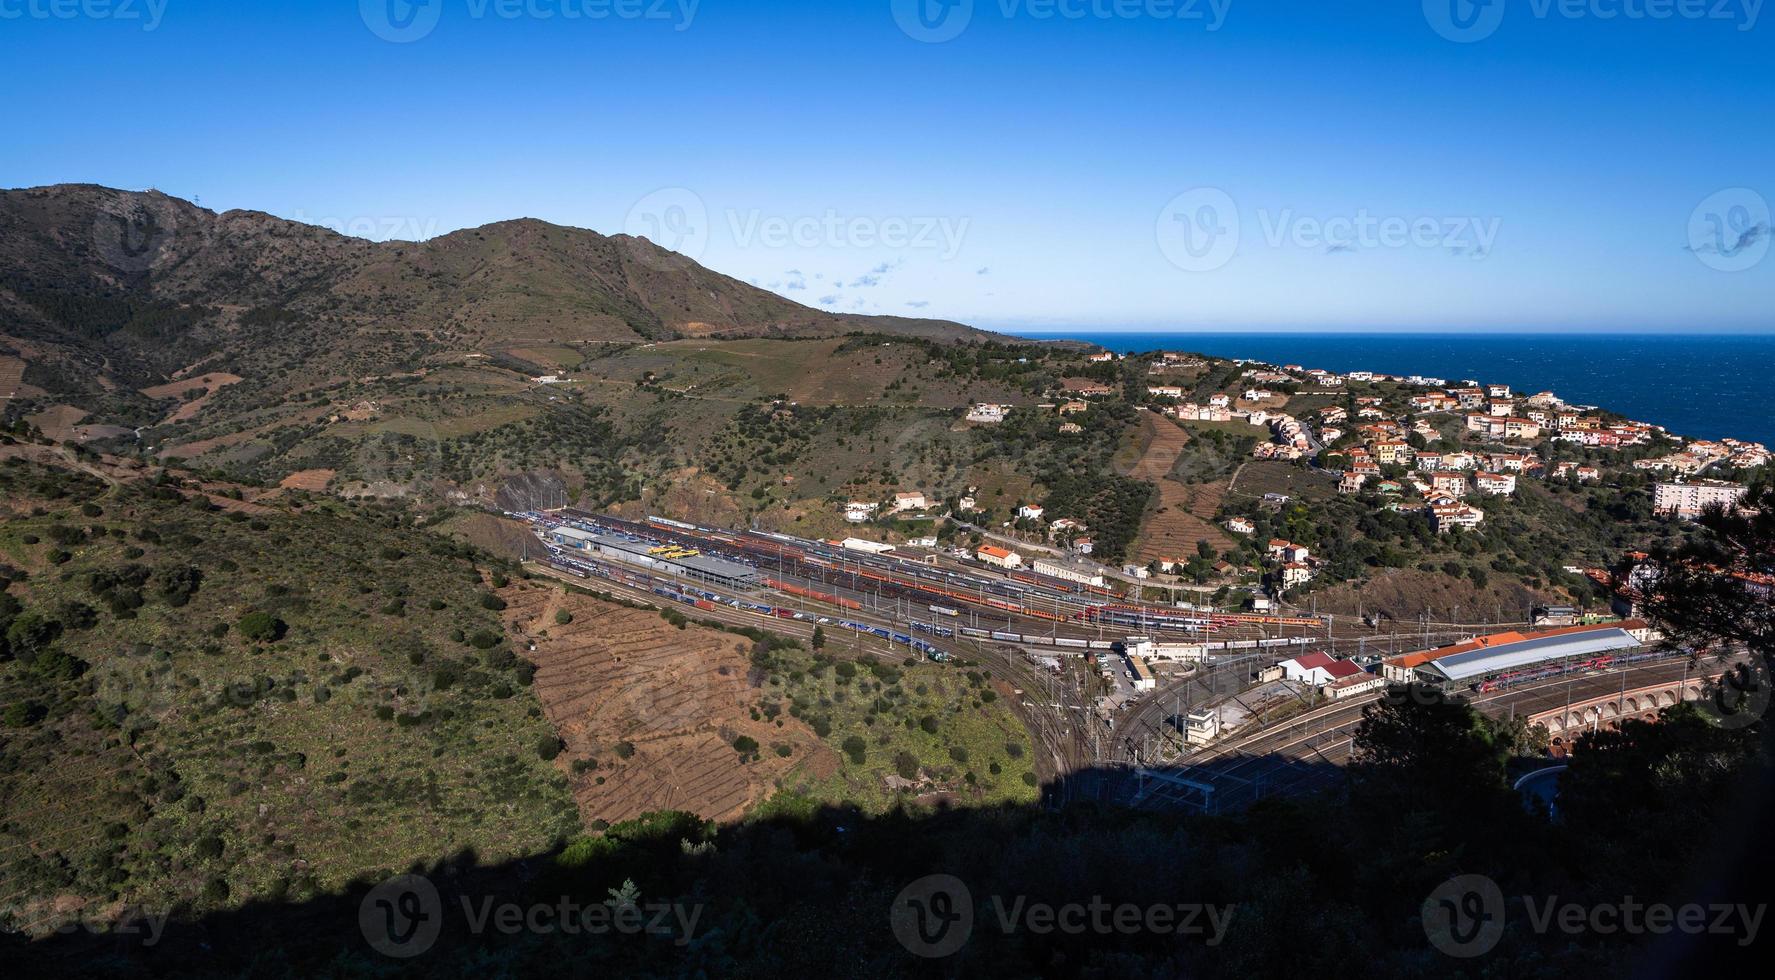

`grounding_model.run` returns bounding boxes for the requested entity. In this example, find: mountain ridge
[0,183,999,379]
